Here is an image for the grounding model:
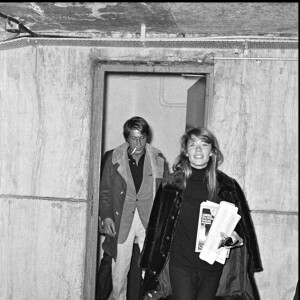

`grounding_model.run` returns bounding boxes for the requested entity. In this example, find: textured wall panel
[253,212,298,300]
[0,47,91,199]
[0,197,87,300]
[209,52,298,212]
